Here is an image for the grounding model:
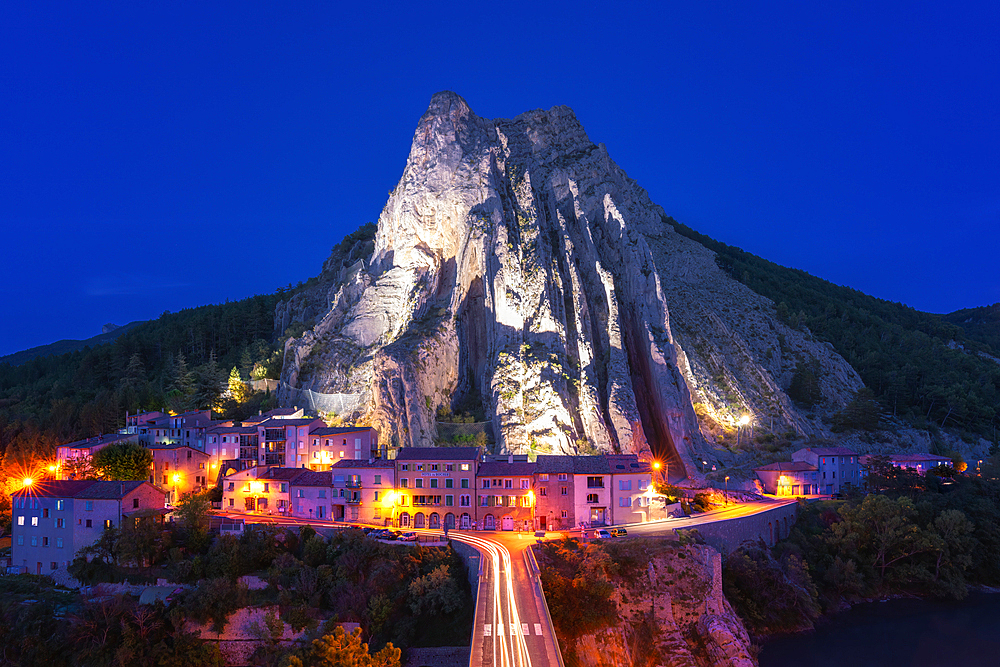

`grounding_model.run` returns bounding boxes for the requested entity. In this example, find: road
[215,496,796,667]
